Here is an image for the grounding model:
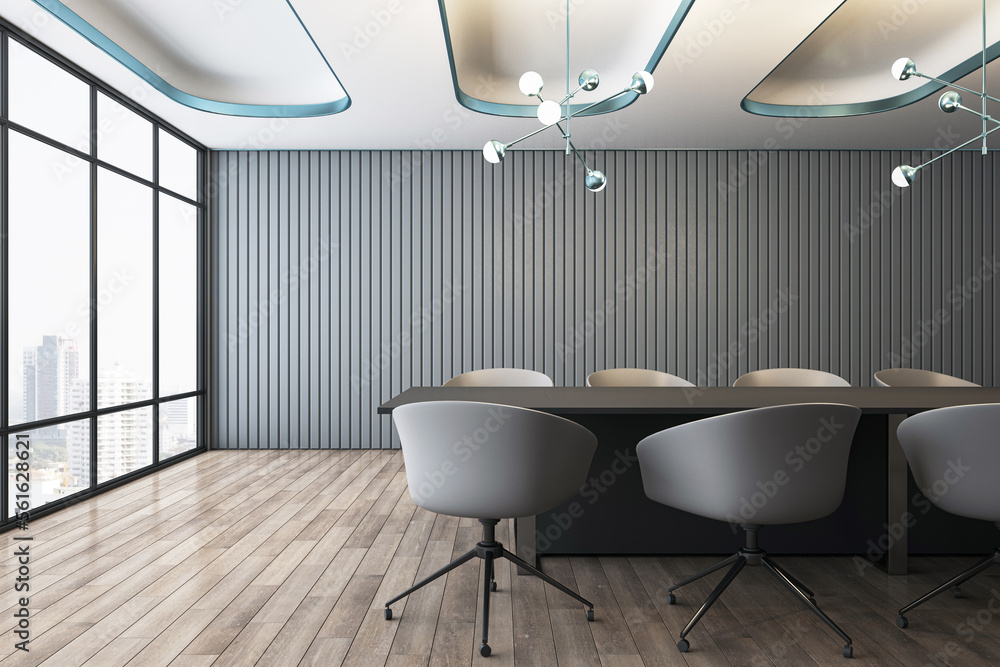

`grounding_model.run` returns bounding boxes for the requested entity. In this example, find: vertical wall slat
[211,149,997,449]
